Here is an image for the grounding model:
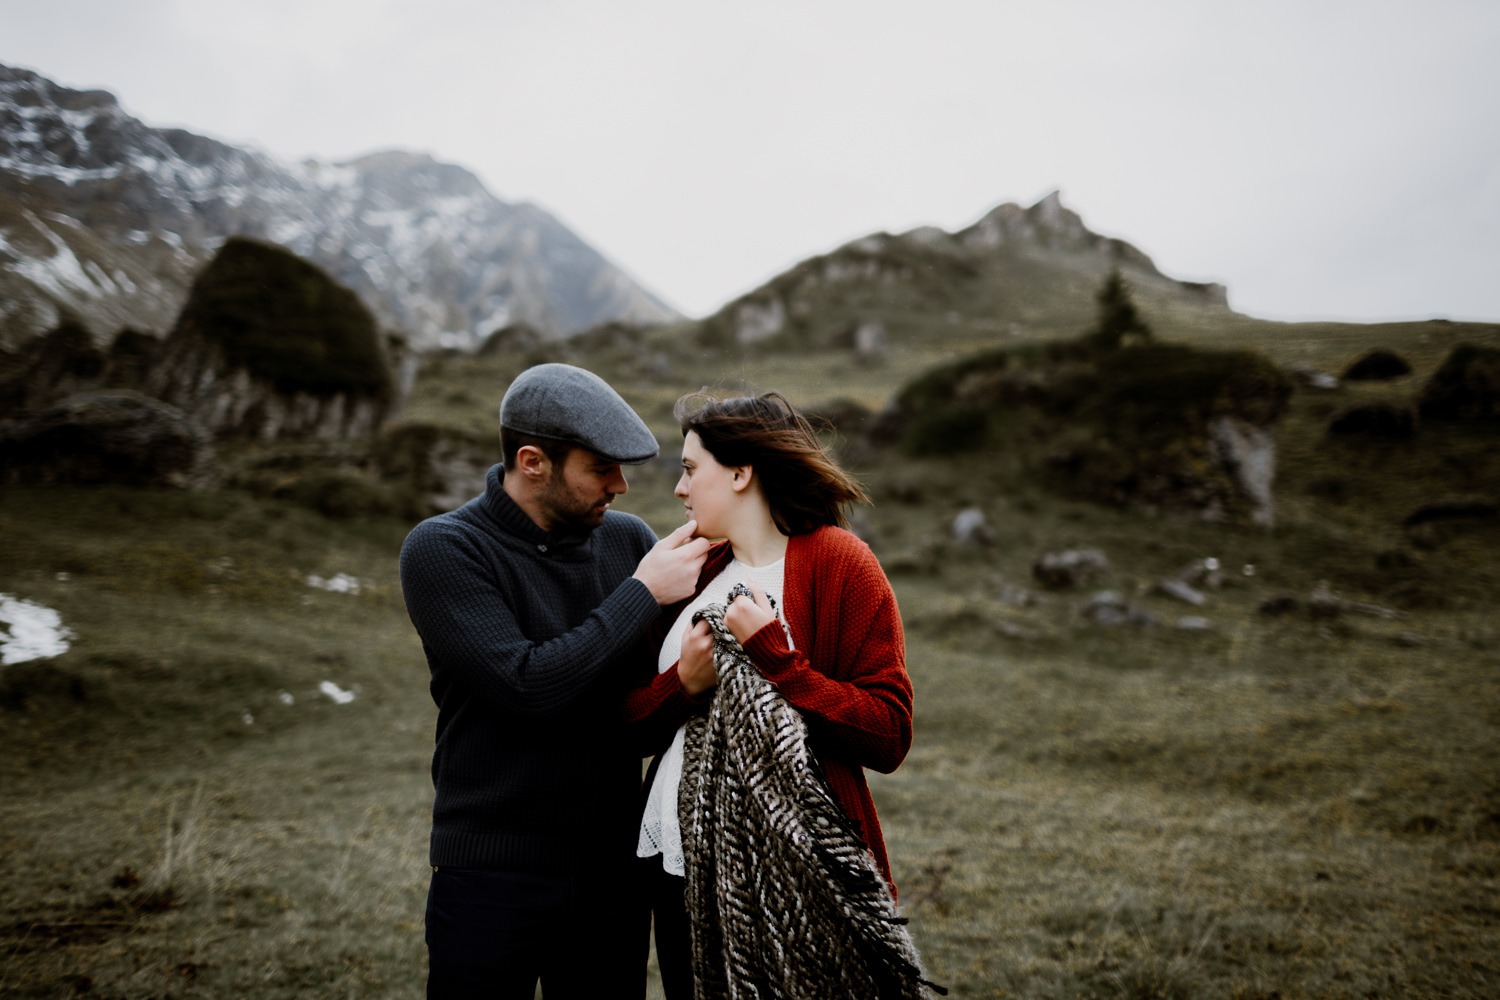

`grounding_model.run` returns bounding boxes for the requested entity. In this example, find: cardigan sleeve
[741,533,913,774]
[621,658,708,755]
